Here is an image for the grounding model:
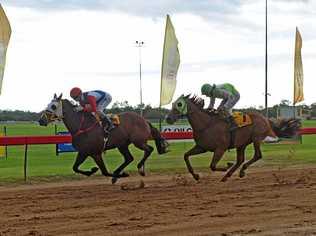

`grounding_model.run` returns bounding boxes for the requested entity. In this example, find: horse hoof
[227,162,234,168]
[86,167,99,176]
[193,174,200,181]
[239,171,245,178]
[221,177,228,182]
[120,172,129,178]
[91,167,99,173]
[138,167,145,176]
[138,170,145,176]
[112,177,118,184]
